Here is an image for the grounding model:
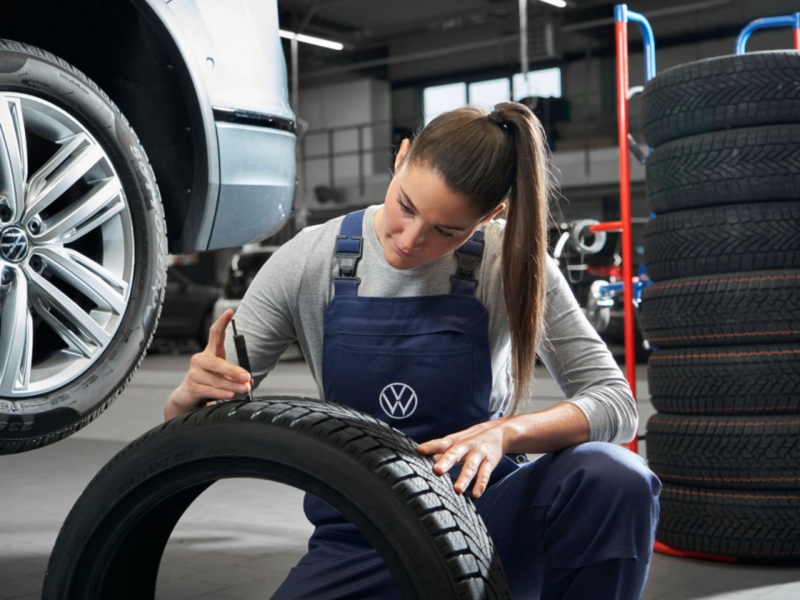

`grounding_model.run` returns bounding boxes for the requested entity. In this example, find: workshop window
[512,67,561,101]
[423,82,467,125]
[468,78,511,110]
